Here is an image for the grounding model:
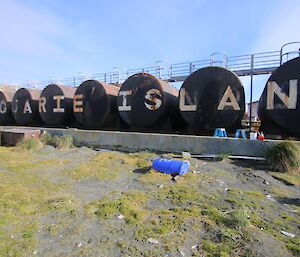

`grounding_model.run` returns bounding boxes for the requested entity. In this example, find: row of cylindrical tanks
[0,57,299,136]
